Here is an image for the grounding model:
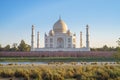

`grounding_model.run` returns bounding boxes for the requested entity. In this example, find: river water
[0,62,118,65]
[0,62,47,65]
